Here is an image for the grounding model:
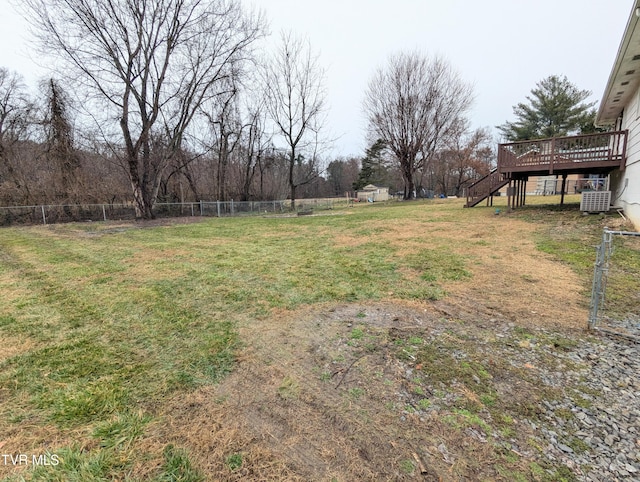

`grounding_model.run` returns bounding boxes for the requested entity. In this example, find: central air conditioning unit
[580,191,611,213]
